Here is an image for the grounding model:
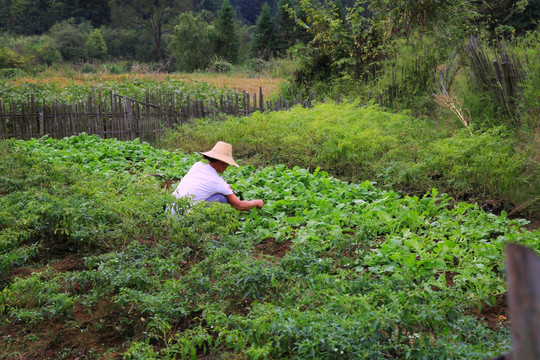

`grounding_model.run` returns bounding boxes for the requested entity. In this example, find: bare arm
[225,193,264,211]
